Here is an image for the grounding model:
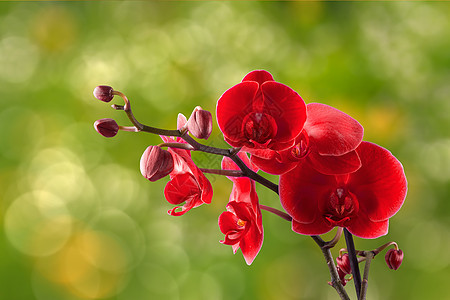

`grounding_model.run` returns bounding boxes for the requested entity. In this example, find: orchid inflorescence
[93,70,407,300]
